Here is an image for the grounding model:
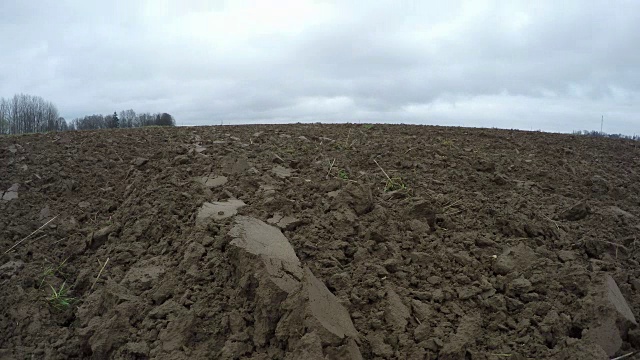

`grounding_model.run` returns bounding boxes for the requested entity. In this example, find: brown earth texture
[1,124,640,360]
